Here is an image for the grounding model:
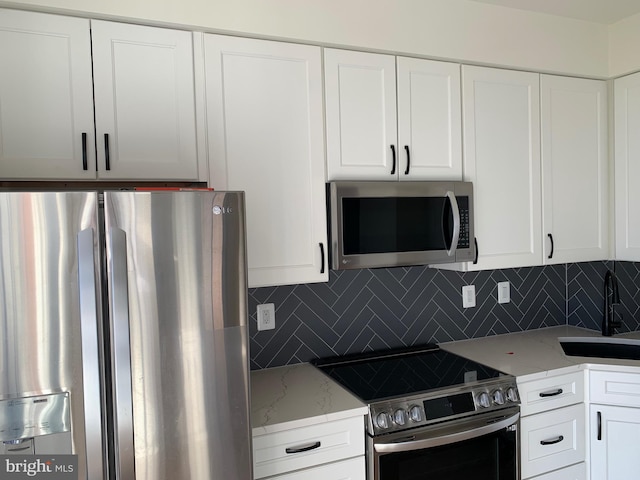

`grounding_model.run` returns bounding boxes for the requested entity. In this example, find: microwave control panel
[457,196,470,248]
